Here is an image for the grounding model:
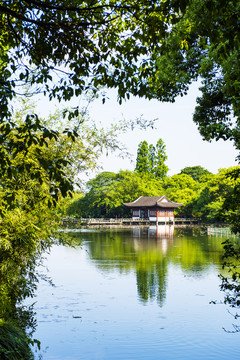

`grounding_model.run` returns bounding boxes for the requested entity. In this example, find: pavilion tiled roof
[123,196,183,208]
